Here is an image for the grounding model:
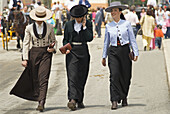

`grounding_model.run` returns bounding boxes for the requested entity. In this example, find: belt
[72,42,83,45]
[132,25,136,27]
